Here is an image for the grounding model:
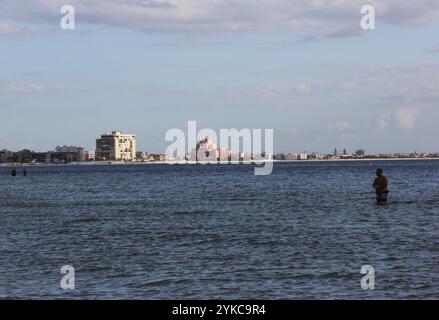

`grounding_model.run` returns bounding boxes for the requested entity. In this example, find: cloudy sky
[1,0,439,153]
